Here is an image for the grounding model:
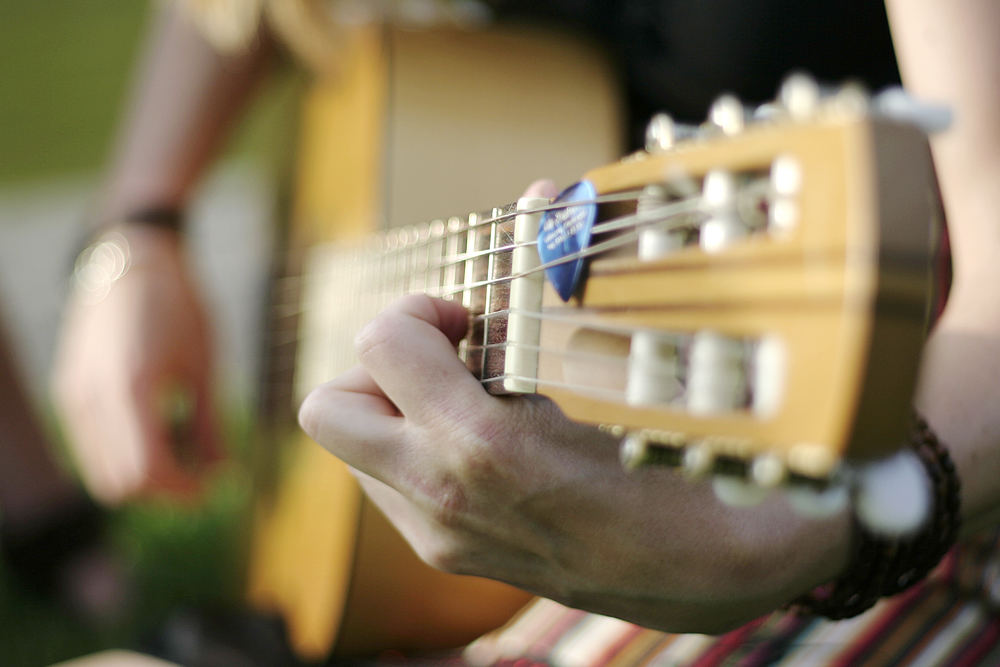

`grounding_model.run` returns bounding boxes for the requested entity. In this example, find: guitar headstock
[492,76,941,525]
